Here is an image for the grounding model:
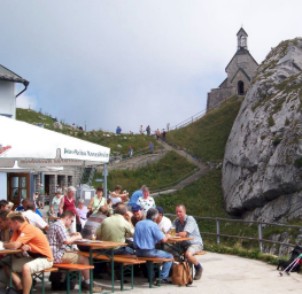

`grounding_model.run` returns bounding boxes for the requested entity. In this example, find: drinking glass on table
[170,226,176,236]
